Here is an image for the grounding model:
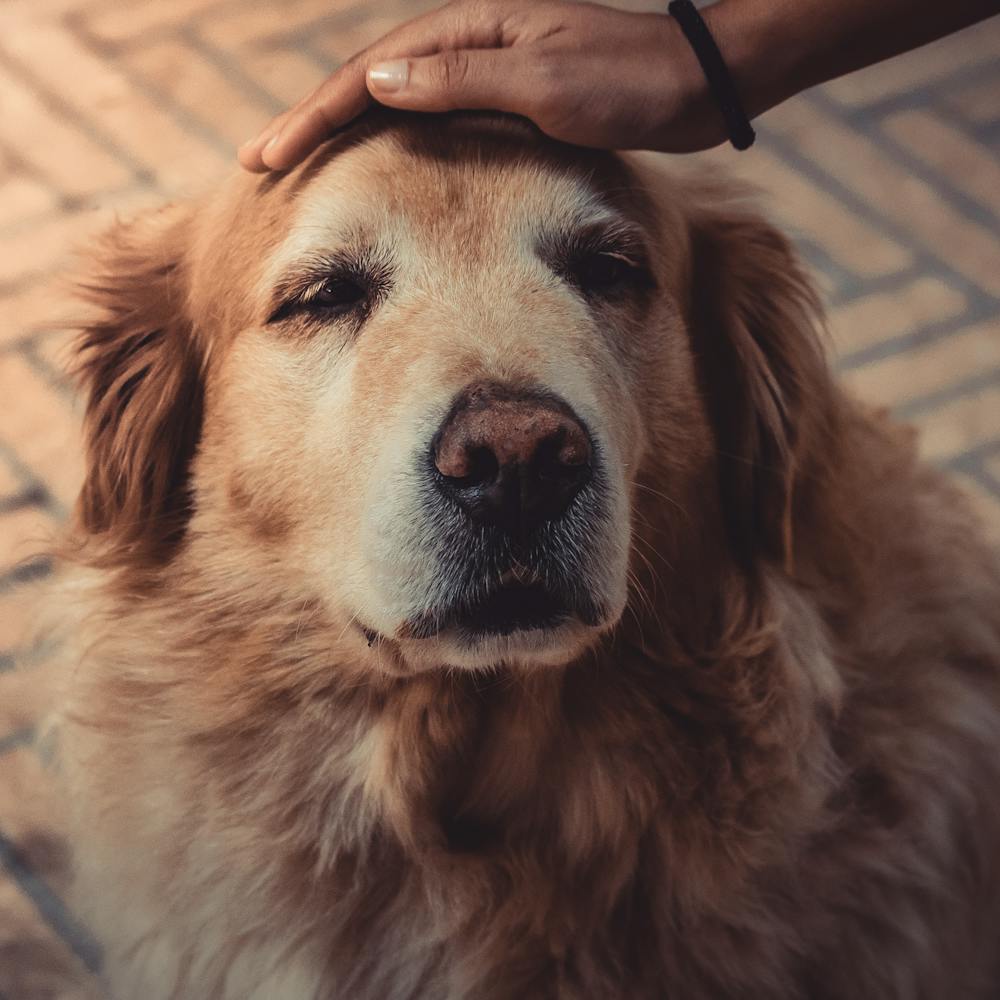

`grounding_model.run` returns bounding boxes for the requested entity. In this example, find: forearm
[702,0,1000,118]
